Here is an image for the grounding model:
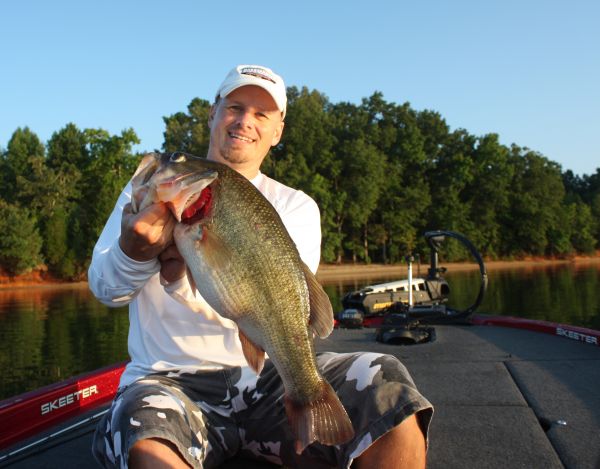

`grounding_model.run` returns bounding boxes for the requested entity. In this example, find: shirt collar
[250,171,263,188]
